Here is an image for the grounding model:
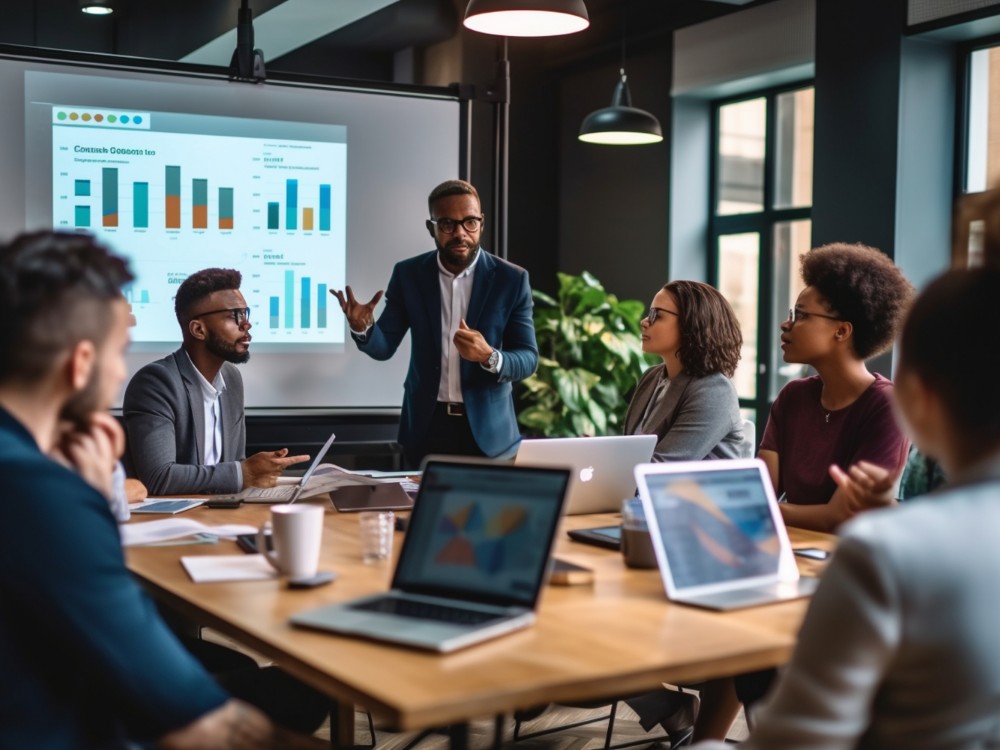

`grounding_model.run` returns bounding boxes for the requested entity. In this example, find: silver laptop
[290,458,571,652]
[514,435,656,514]
[635,458,818,611]
[220,432,337,503]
